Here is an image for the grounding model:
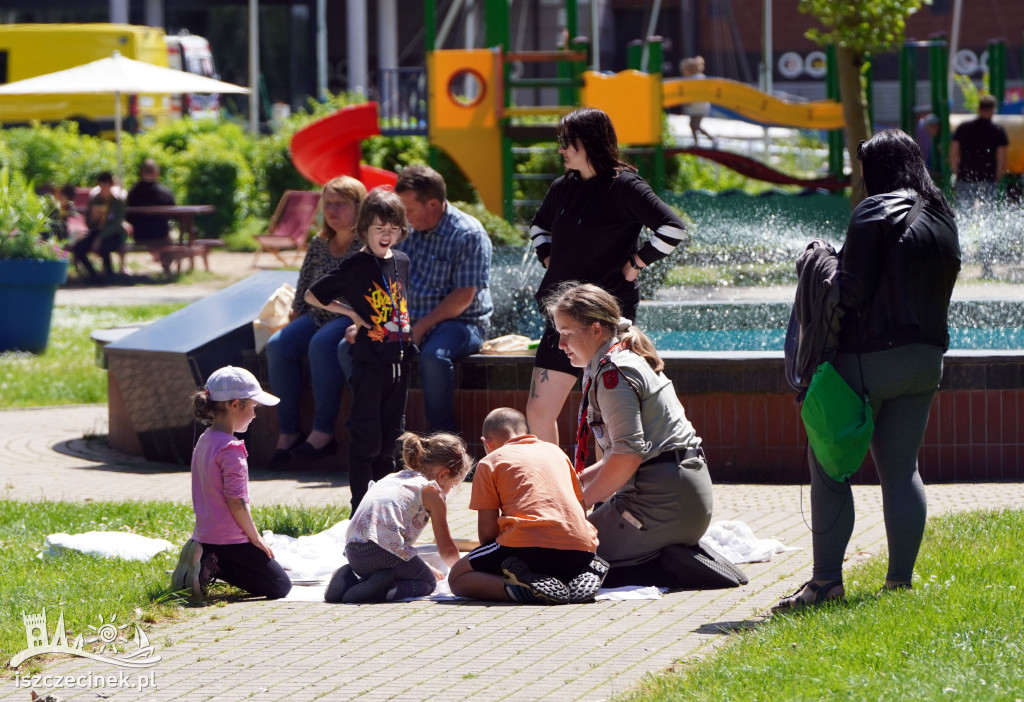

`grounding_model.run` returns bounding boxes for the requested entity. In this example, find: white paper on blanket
[702,520,799,564]
[593,586,664,601]
[43,532,175,561]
